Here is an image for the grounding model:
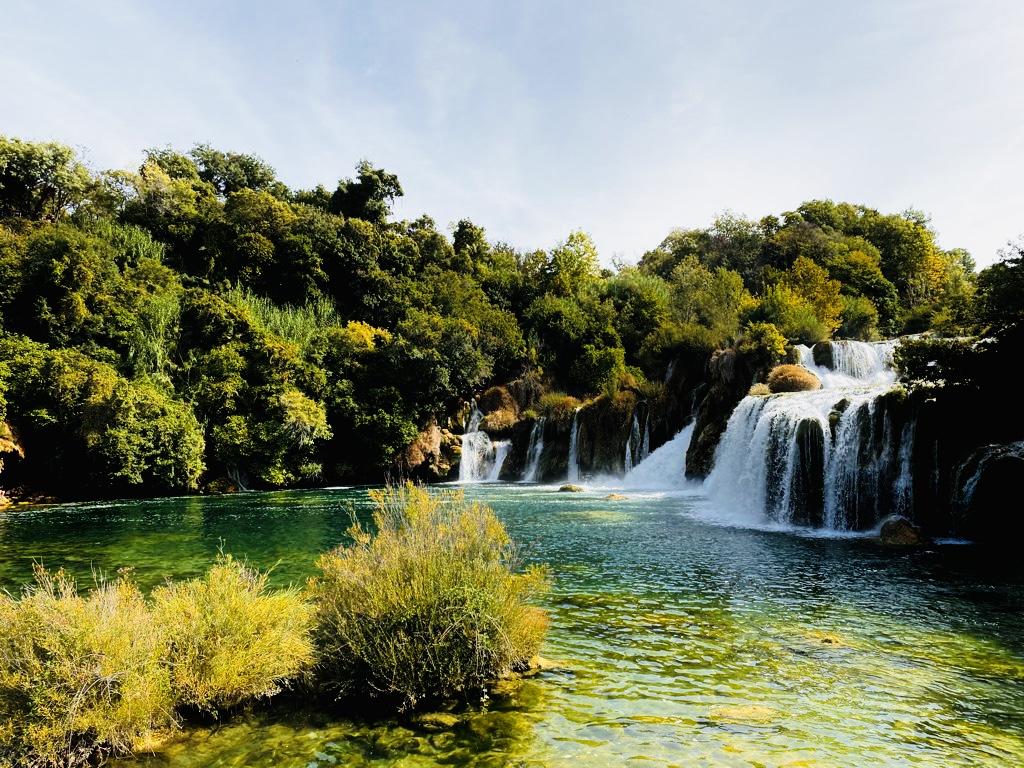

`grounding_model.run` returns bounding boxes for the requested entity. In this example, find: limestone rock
[878,514,925,545]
